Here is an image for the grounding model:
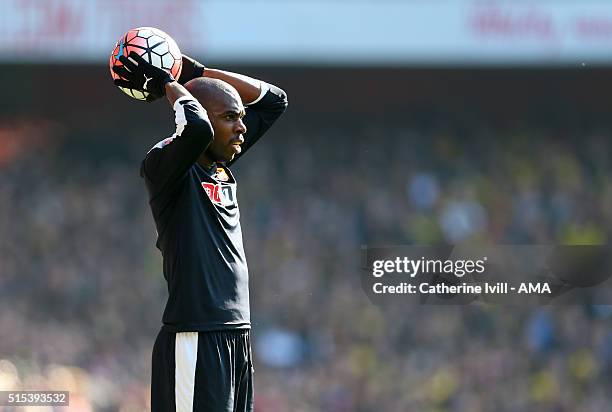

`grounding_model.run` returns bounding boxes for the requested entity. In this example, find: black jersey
[141,84,288,332]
